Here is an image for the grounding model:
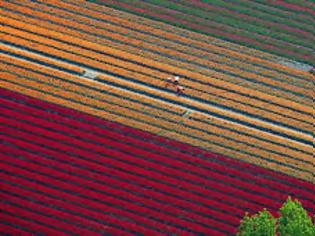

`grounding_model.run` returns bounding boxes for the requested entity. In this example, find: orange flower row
[14,0,312,100]
[0,66,312,182]
[0,37,314,148]
[1,19,312,143]
[58,0,312,79]
[11,0,312,84]
[1,10,312,120]
[1,58,314,175]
